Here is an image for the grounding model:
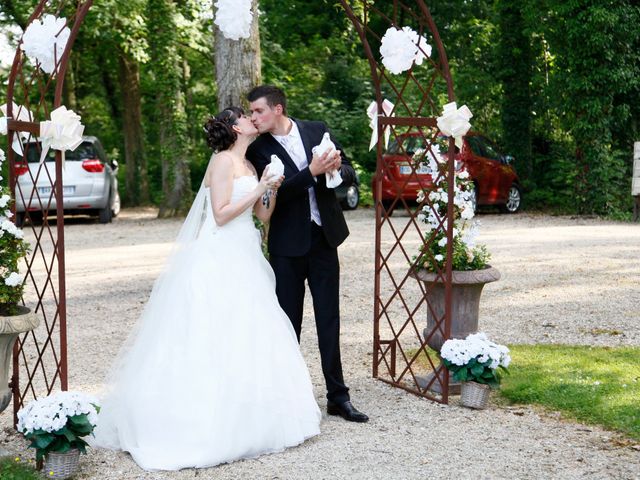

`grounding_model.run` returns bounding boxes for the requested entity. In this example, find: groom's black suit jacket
[246,119,355,257]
